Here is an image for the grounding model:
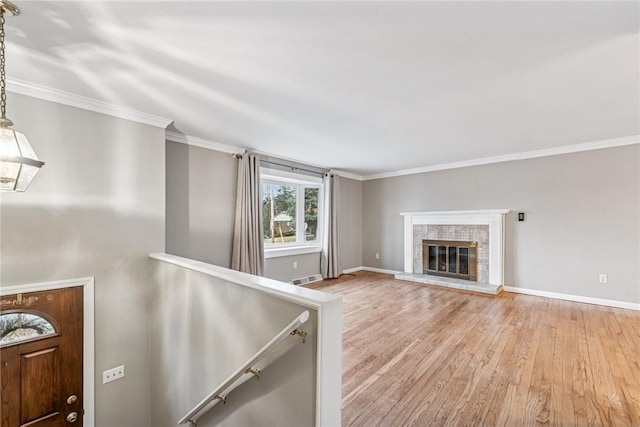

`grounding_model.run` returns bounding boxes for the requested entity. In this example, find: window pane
[262,183,297,245]
[304,188,319,242]
[0,312,56,345]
